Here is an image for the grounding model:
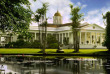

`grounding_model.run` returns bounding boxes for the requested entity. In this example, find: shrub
[49,43,58,49]
[5,42,16,48]
[63,37,69,45]
[47,34,58,49]
[14,40,25,48]
[5,40,41,48]
[31,40,41,48]
[23,41,31,48]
